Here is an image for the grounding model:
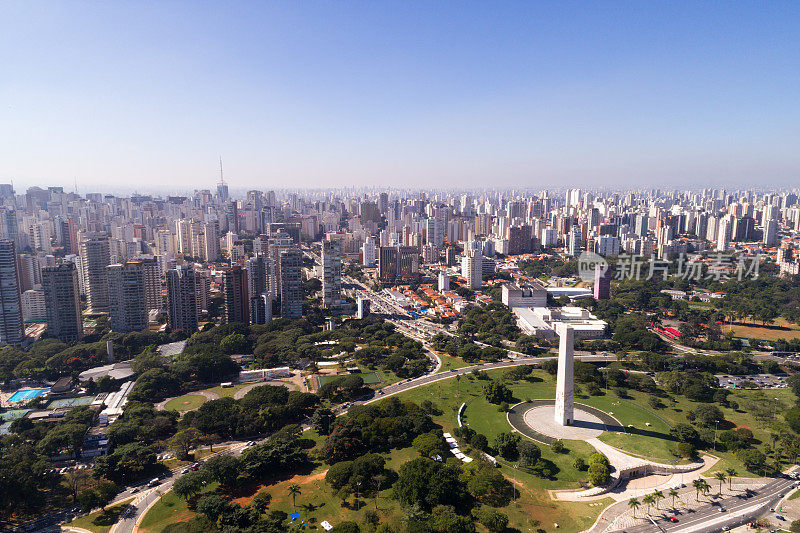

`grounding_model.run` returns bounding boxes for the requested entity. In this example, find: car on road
[148,478,160,487]
[721,527,730,531]
[669,517,678,522]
